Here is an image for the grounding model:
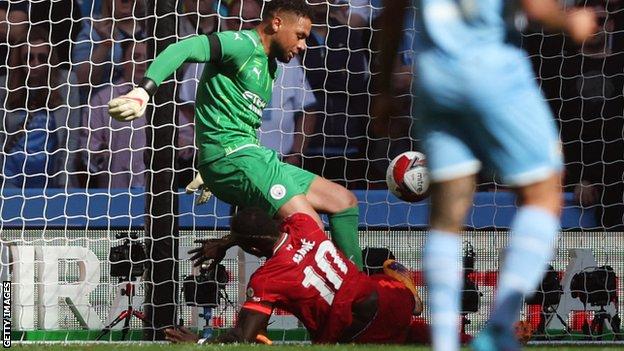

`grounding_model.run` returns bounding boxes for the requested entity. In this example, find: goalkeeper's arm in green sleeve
[108,34,221,121]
